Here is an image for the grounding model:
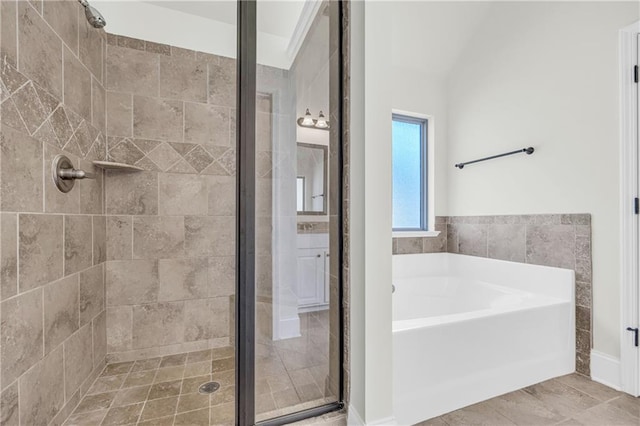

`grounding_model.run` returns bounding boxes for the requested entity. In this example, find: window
[392,114,428,231]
